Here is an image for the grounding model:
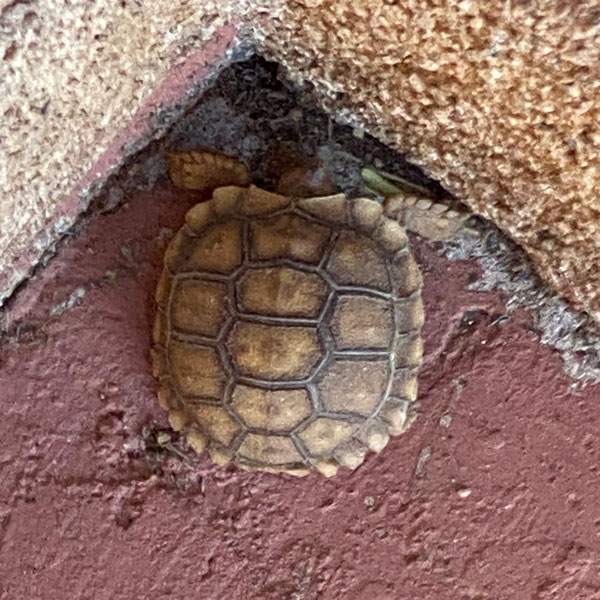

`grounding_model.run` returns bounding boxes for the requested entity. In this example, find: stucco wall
[2,0,600,325]
[245,0,600,322]
[0,0,239,304]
